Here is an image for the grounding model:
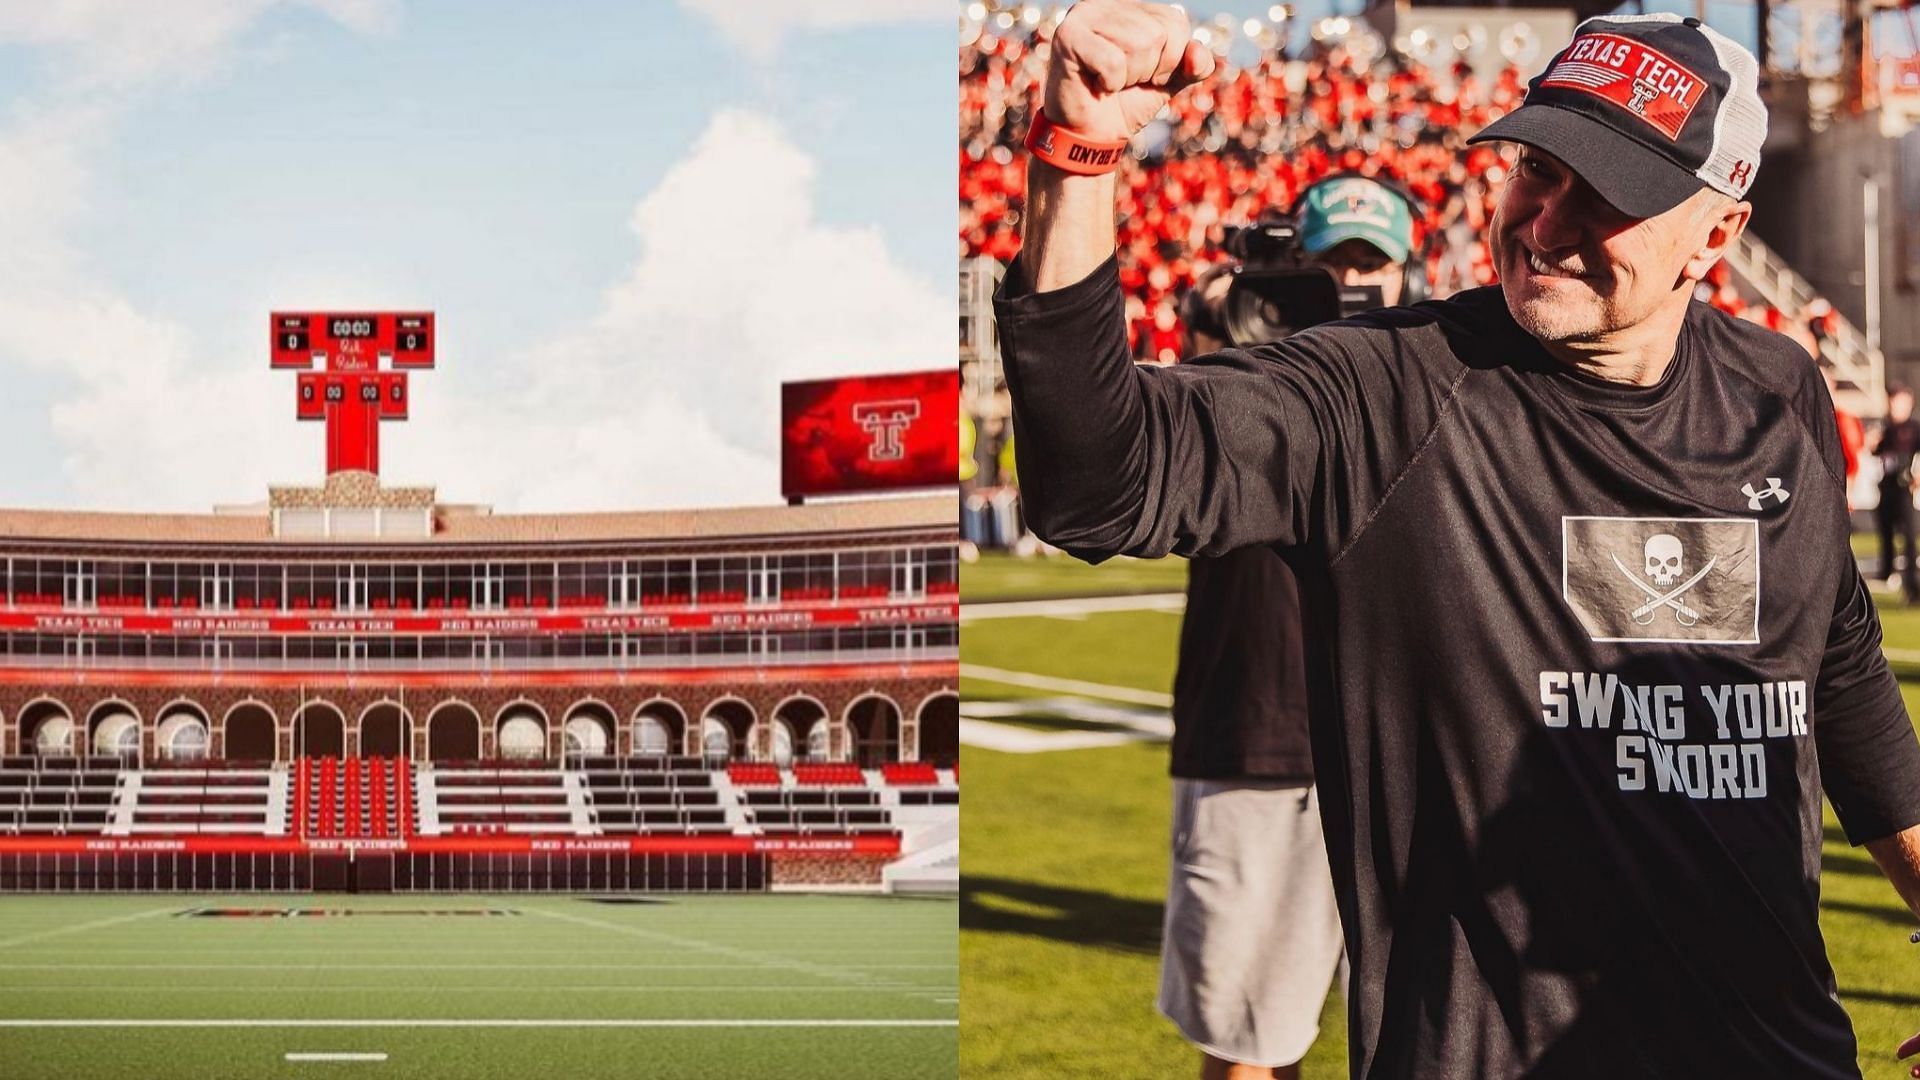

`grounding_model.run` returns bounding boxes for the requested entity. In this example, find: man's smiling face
[1491,146,1727,347]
